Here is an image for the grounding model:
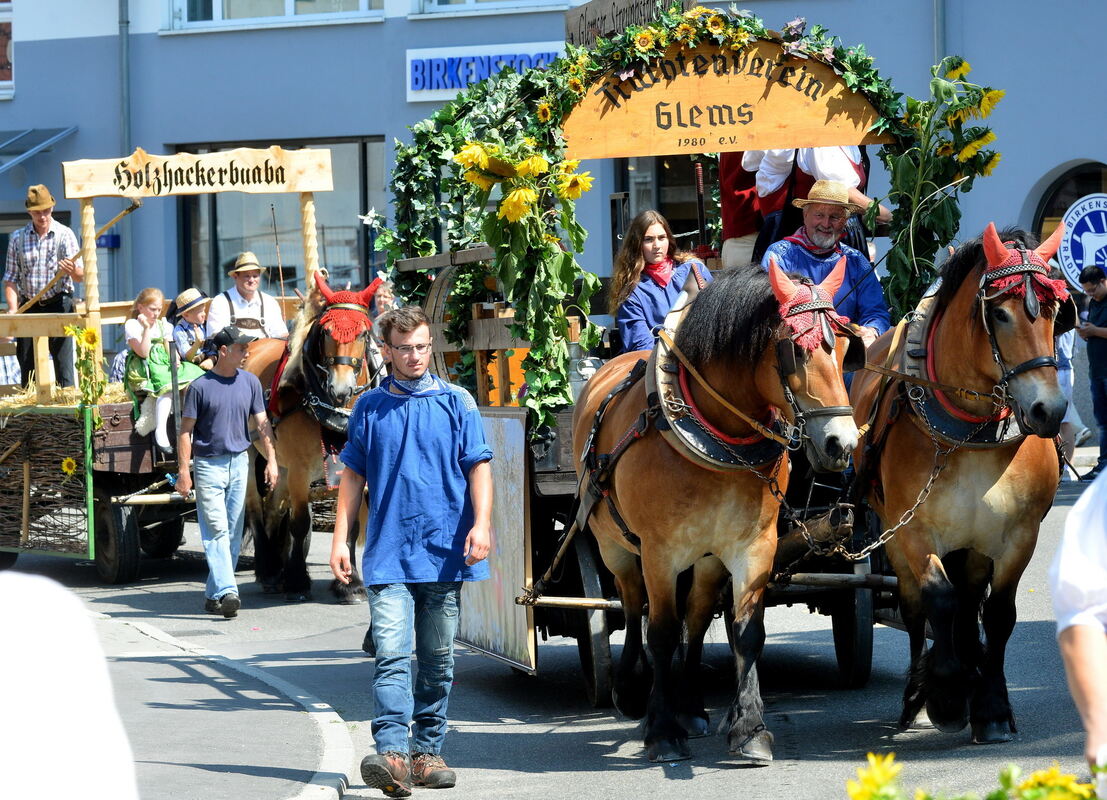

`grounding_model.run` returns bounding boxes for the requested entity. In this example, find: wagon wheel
[574,534,614,708]
[139,514,186,559]
[422,262,460,380]
[830,556,874,689]
[92,485,141,584]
